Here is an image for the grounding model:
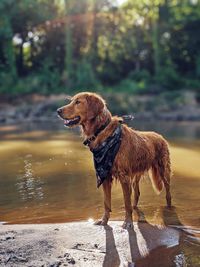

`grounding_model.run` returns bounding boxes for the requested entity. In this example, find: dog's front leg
[94,178,112,226]
[121,181,133,229]
[133,176,140,209]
